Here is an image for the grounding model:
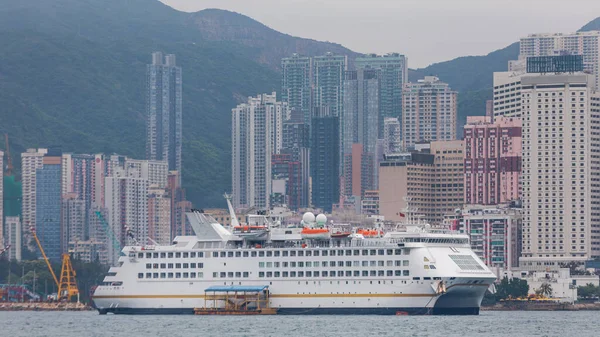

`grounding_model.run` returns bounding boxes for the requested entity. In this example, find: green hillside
[0,0,351,208]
